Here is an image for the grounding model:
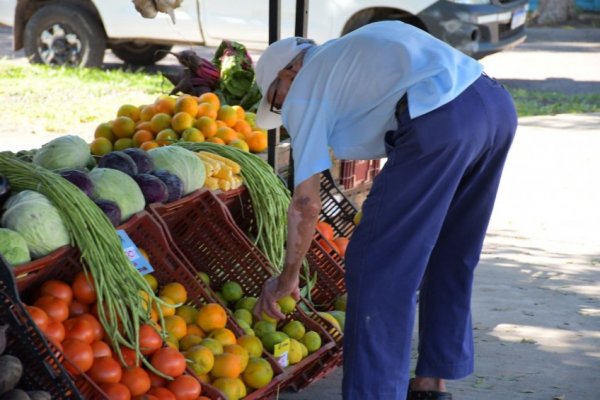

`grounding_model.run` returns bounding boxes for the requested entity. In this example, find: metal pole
[267,0,281,170]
